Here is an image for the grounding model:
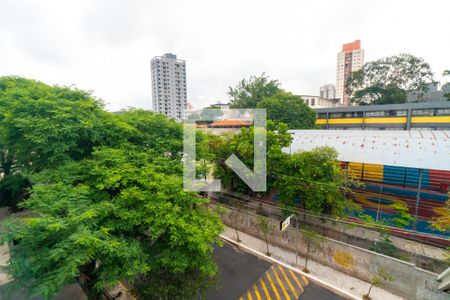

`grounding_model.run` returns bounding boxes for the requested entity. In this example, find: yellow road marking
[266,272,281,300]
[288,270,304,292]
[301,275,309,285]
[240,297,243,300]
[278,265,298,299]
[253,283,262,300]
[272,266,291,300]
[259,278,272,300]
[247,290,253,300]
